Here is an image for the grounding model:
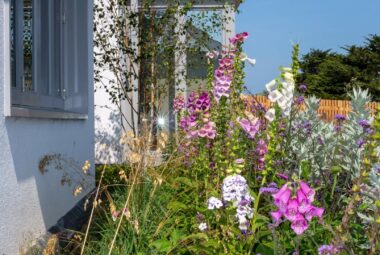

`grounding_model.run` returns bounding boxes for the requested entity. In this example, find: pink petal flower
[273,184,292,213]
[290,214,309,235]
[284,199,299,222]
[270,210,283,224]
[296,189,312,214]
[305,206,324,221]
[299,182,315,202]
